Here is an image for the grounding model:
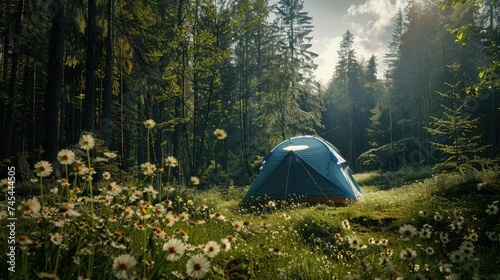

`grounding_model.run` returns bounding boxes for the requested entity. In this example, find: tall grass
[1,142,499,279]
